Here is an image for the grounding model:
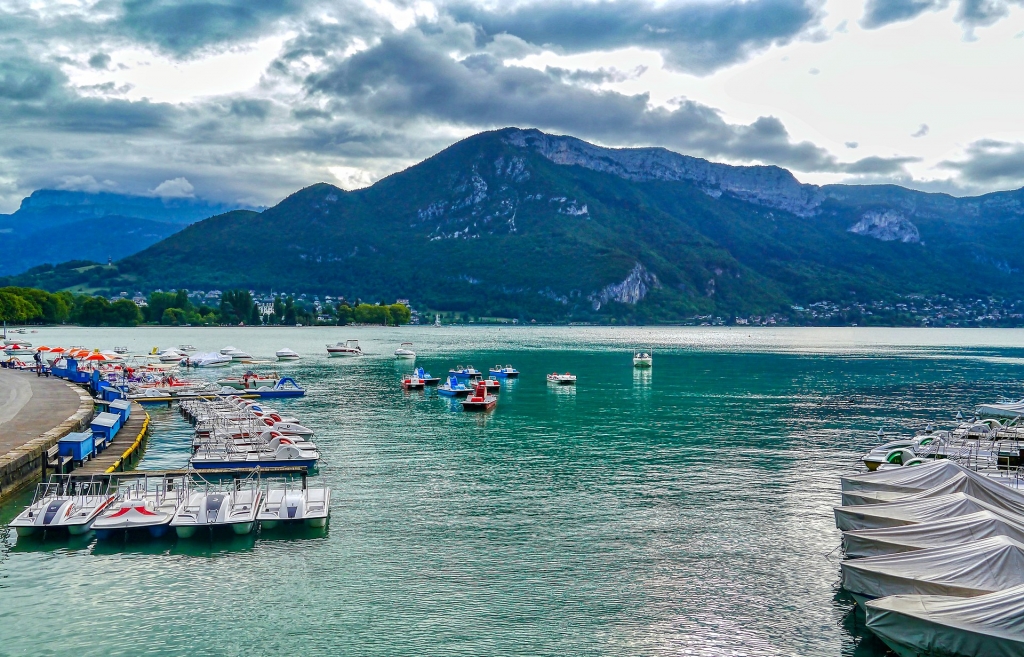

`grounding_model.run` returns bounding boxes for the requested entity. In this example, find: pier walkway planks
[74,401,148,475]
[0,368,94,500]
